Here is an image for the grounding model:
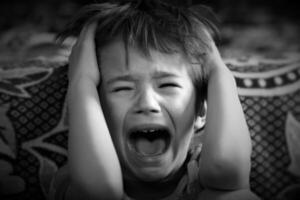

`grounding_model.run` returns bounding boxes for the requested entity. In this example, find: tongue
[136,138,166,156]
